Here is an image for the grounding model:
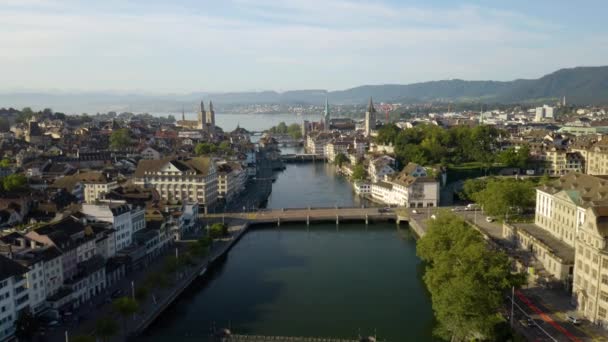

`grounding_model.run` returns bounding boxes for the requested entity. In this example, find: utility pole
[65,331,69,342]
[510,286,515,328]
[131,280,135,300]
